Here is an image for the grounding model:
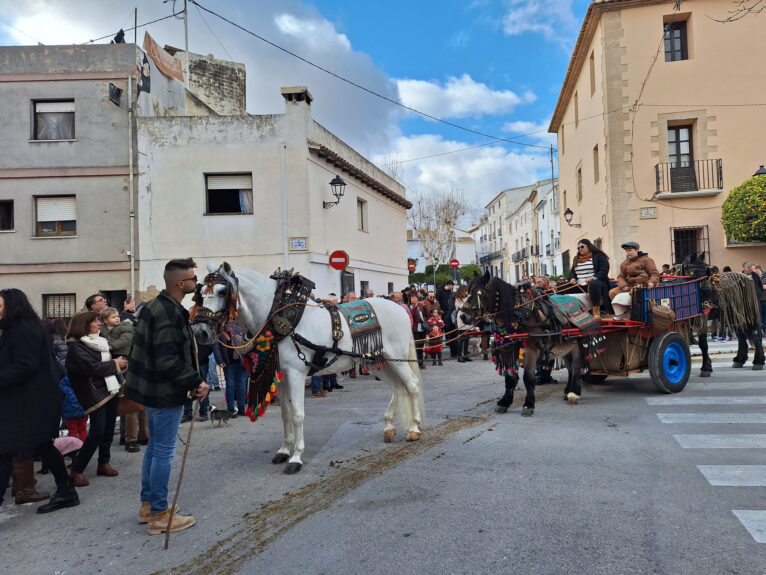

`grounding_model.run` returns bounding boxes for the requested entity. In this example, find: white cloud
[374,134,551,217]
[502,0,579,44]
[502,118,557,147]
[274,13,351,52]
[0,0,401,155]
[396,74,535,119]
